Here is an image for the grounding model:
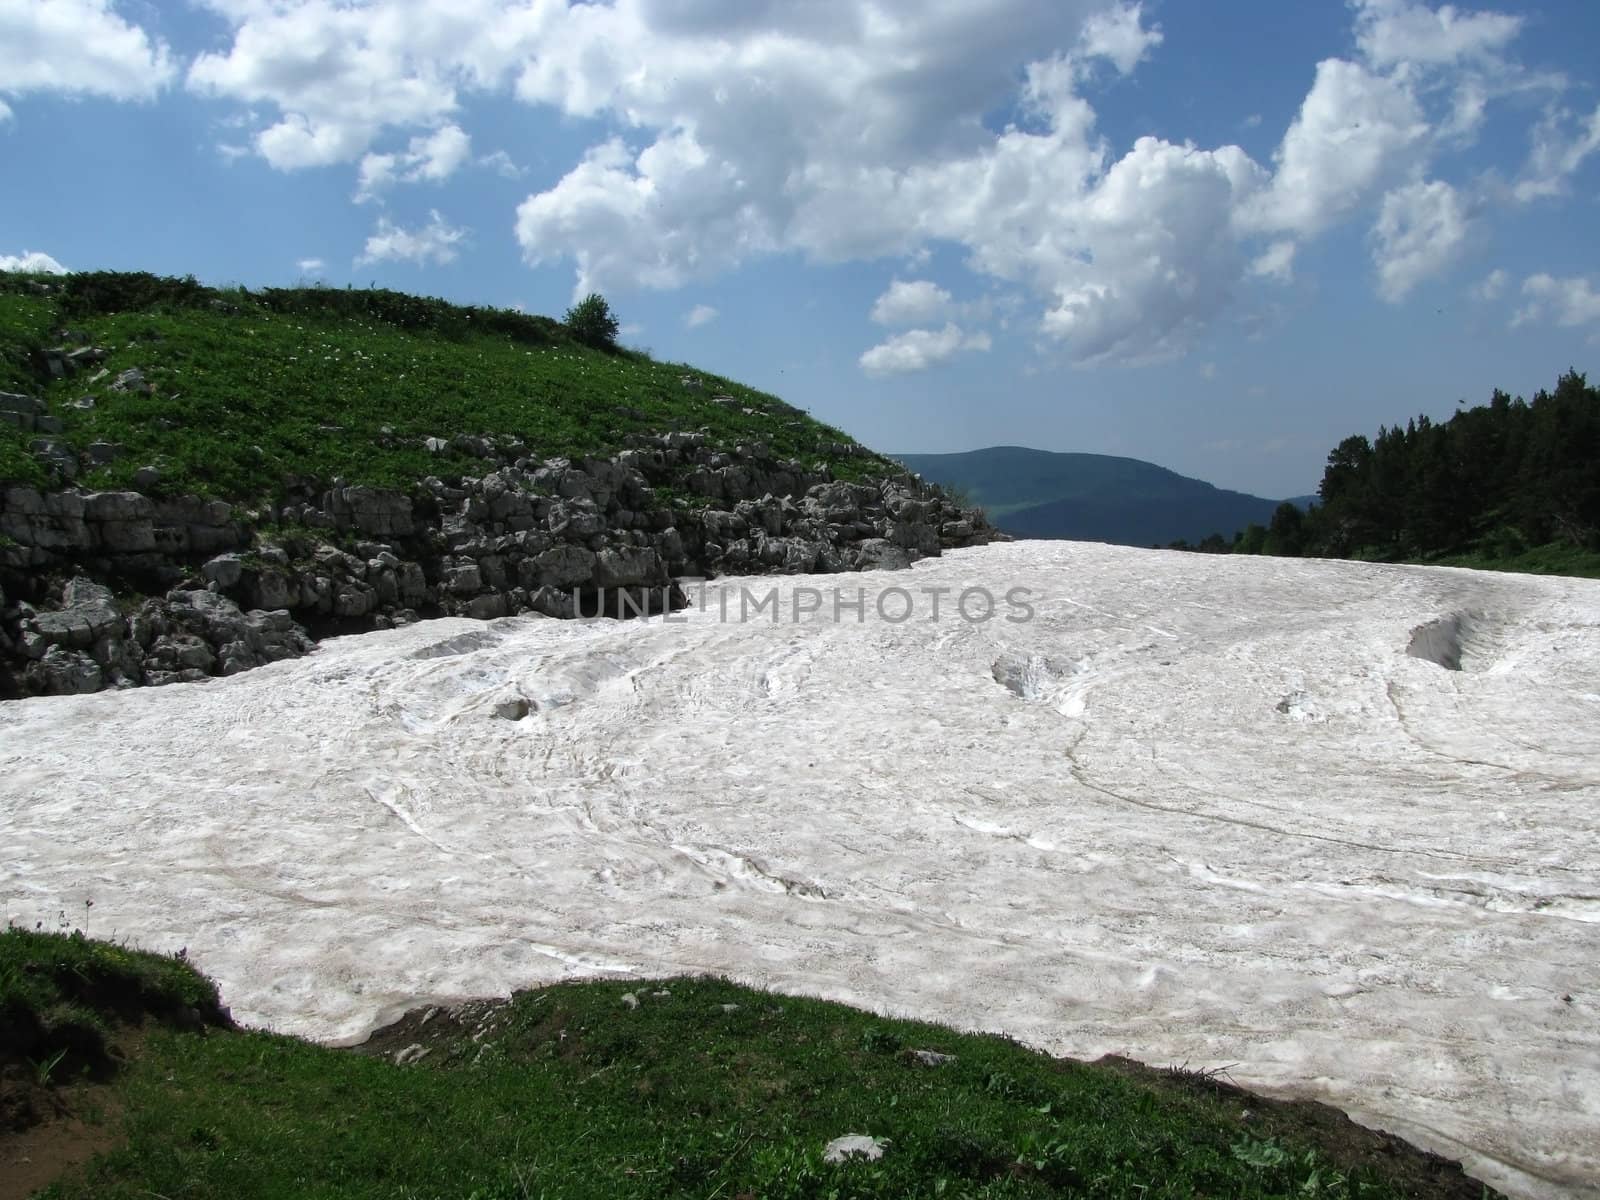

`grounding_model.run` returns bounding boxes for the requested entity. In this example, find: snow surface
[3,542,1598,1197]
